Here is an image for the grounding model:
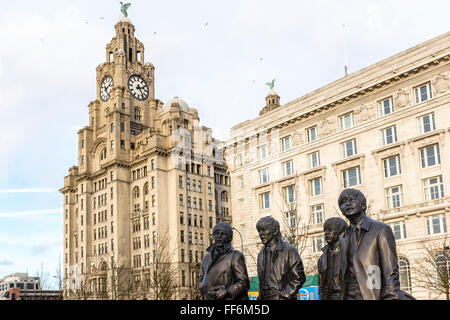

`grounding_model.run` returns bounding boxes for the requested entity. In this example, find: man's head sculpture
[338,188,367,220]
[323,217,348,244]
[213,222,233,245]
[256,216,282,245]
